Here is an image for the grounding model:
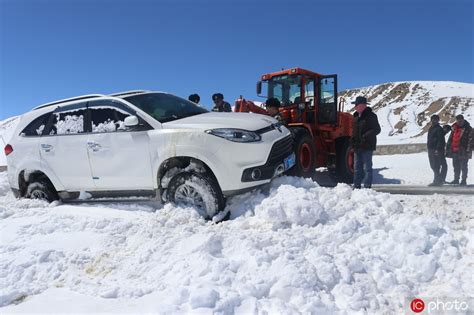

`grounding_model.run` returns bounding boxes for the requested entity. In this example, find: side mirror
[124,115,139,127]
[256,81,262,95]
